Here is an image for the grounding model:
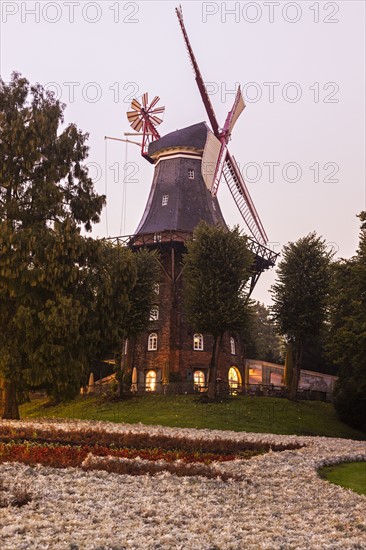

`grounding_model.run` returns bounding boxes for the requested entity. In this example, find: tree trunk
[1,379,20,420]
[289,341,302,401]
[207,334,223,400]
